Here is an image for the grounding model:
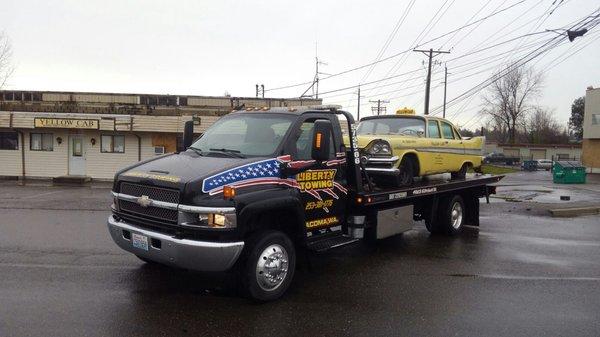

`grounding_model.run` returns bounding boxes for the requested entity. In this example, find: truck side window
[294,120,335,160]
[441,122,455,139]
[427,120,441,138]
